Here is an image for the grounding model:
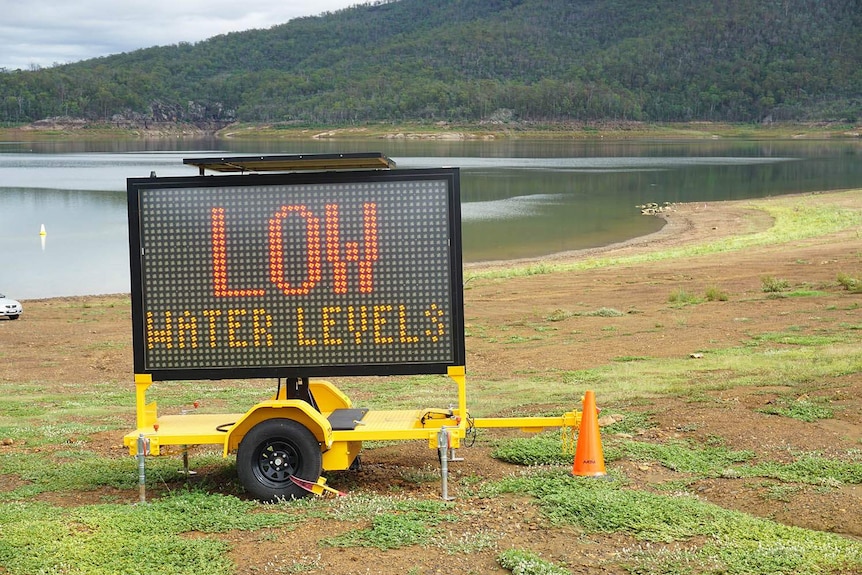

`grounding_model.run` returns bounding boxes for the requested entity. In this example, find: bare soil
[2,191,861,574]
